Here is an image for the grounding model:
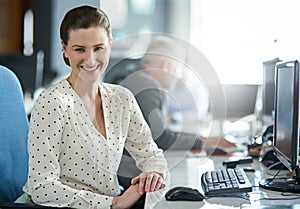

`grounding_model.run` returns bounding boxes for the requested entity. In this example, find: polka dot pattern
[23,80,167,208]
